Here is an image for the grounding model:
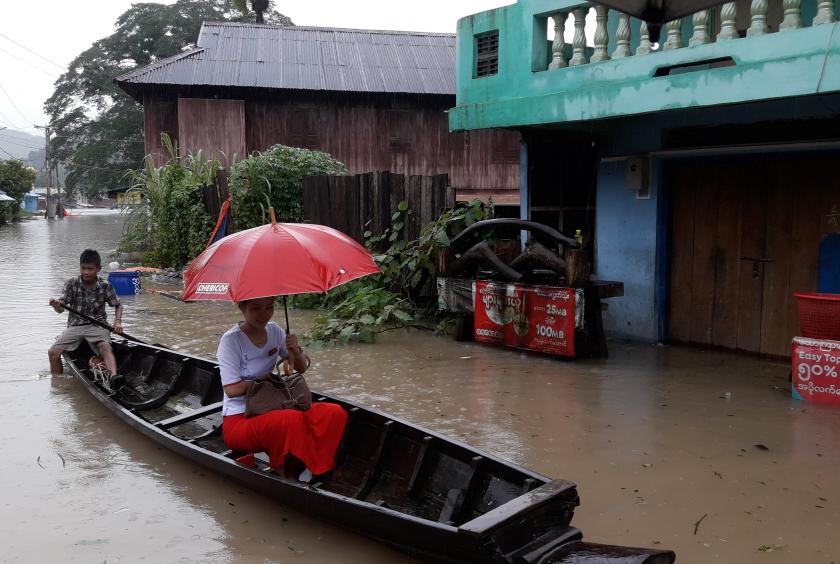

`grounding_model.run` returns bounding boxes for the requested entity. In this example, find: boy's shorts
[53,324,112,352]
